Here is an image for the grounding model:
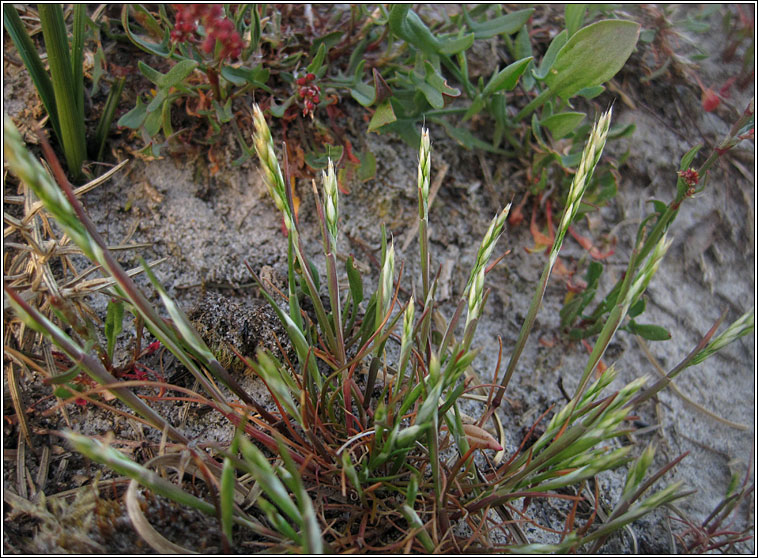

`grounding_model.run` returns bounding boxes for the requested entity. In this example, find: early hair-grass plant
[3,102,753,552]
